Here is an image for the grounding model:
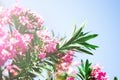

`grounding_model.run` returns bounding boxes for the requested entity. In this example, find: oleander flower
[91,64,109,80]
[66,76,75,80]
[38,52,46,59]
[62,51,74,63]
